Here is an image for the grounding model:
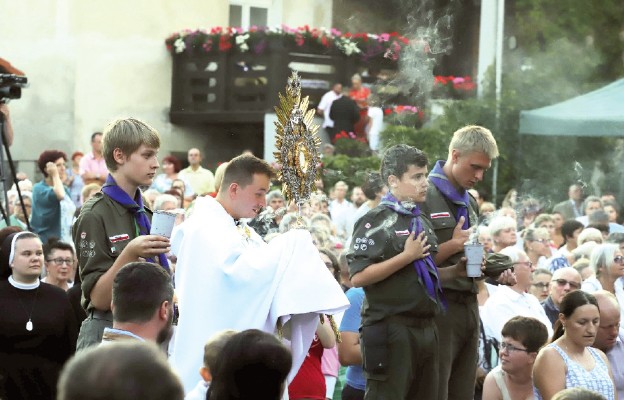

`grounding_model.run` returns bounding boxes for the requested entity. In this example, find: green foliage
[513,0,624,80]
[429,38,619,206]
[380,125,452,163]
[321,155,381,190]
[383,111,424,129]
[333,137,371,157]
